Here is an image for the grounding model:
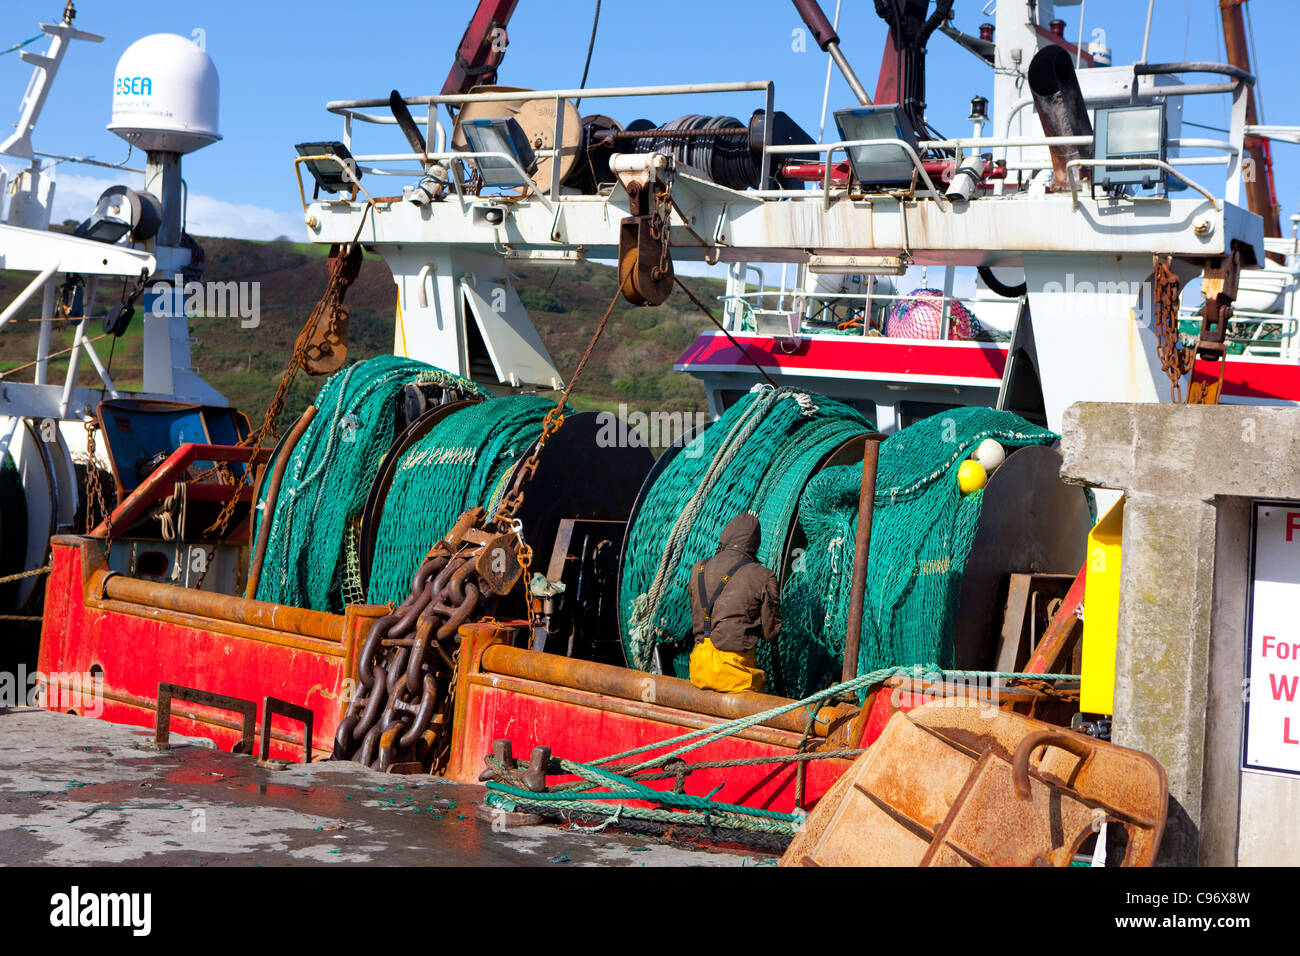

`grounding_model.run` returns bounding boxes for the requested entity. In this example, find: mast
[1220,0,1281,256]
